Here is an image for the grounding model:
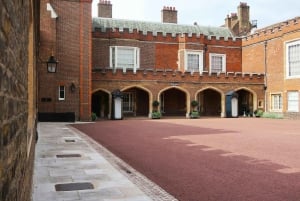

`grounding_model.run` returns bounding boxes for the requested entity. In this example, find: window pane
[187,54,199,71]
[288,91,299,112]
[117,48,134,68]
[123,92,134,112]
[288,43,300,76]
[112,47,115,67]
[59,86,65,100]
[271,94,282,110]
[211,55,223,72]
